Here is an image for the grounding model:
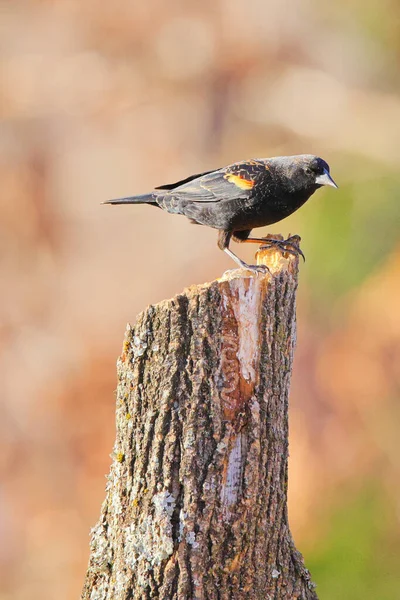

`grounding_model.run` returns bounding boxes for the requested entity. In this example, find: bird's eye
[305,167,313,175]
